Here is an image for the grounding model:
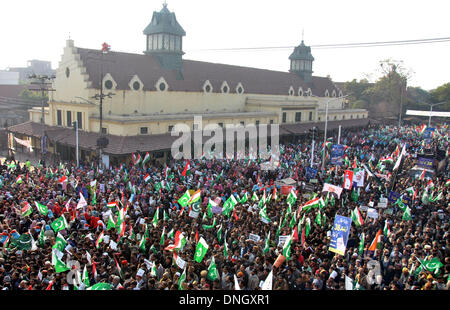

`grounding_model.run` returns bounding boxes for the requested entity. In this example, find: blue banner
[331,144,344,165]
[388,191,411,206]
[424,128,435,140]
[328,215,352,256]
[305,167,317,180]
[417,157,434,169]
